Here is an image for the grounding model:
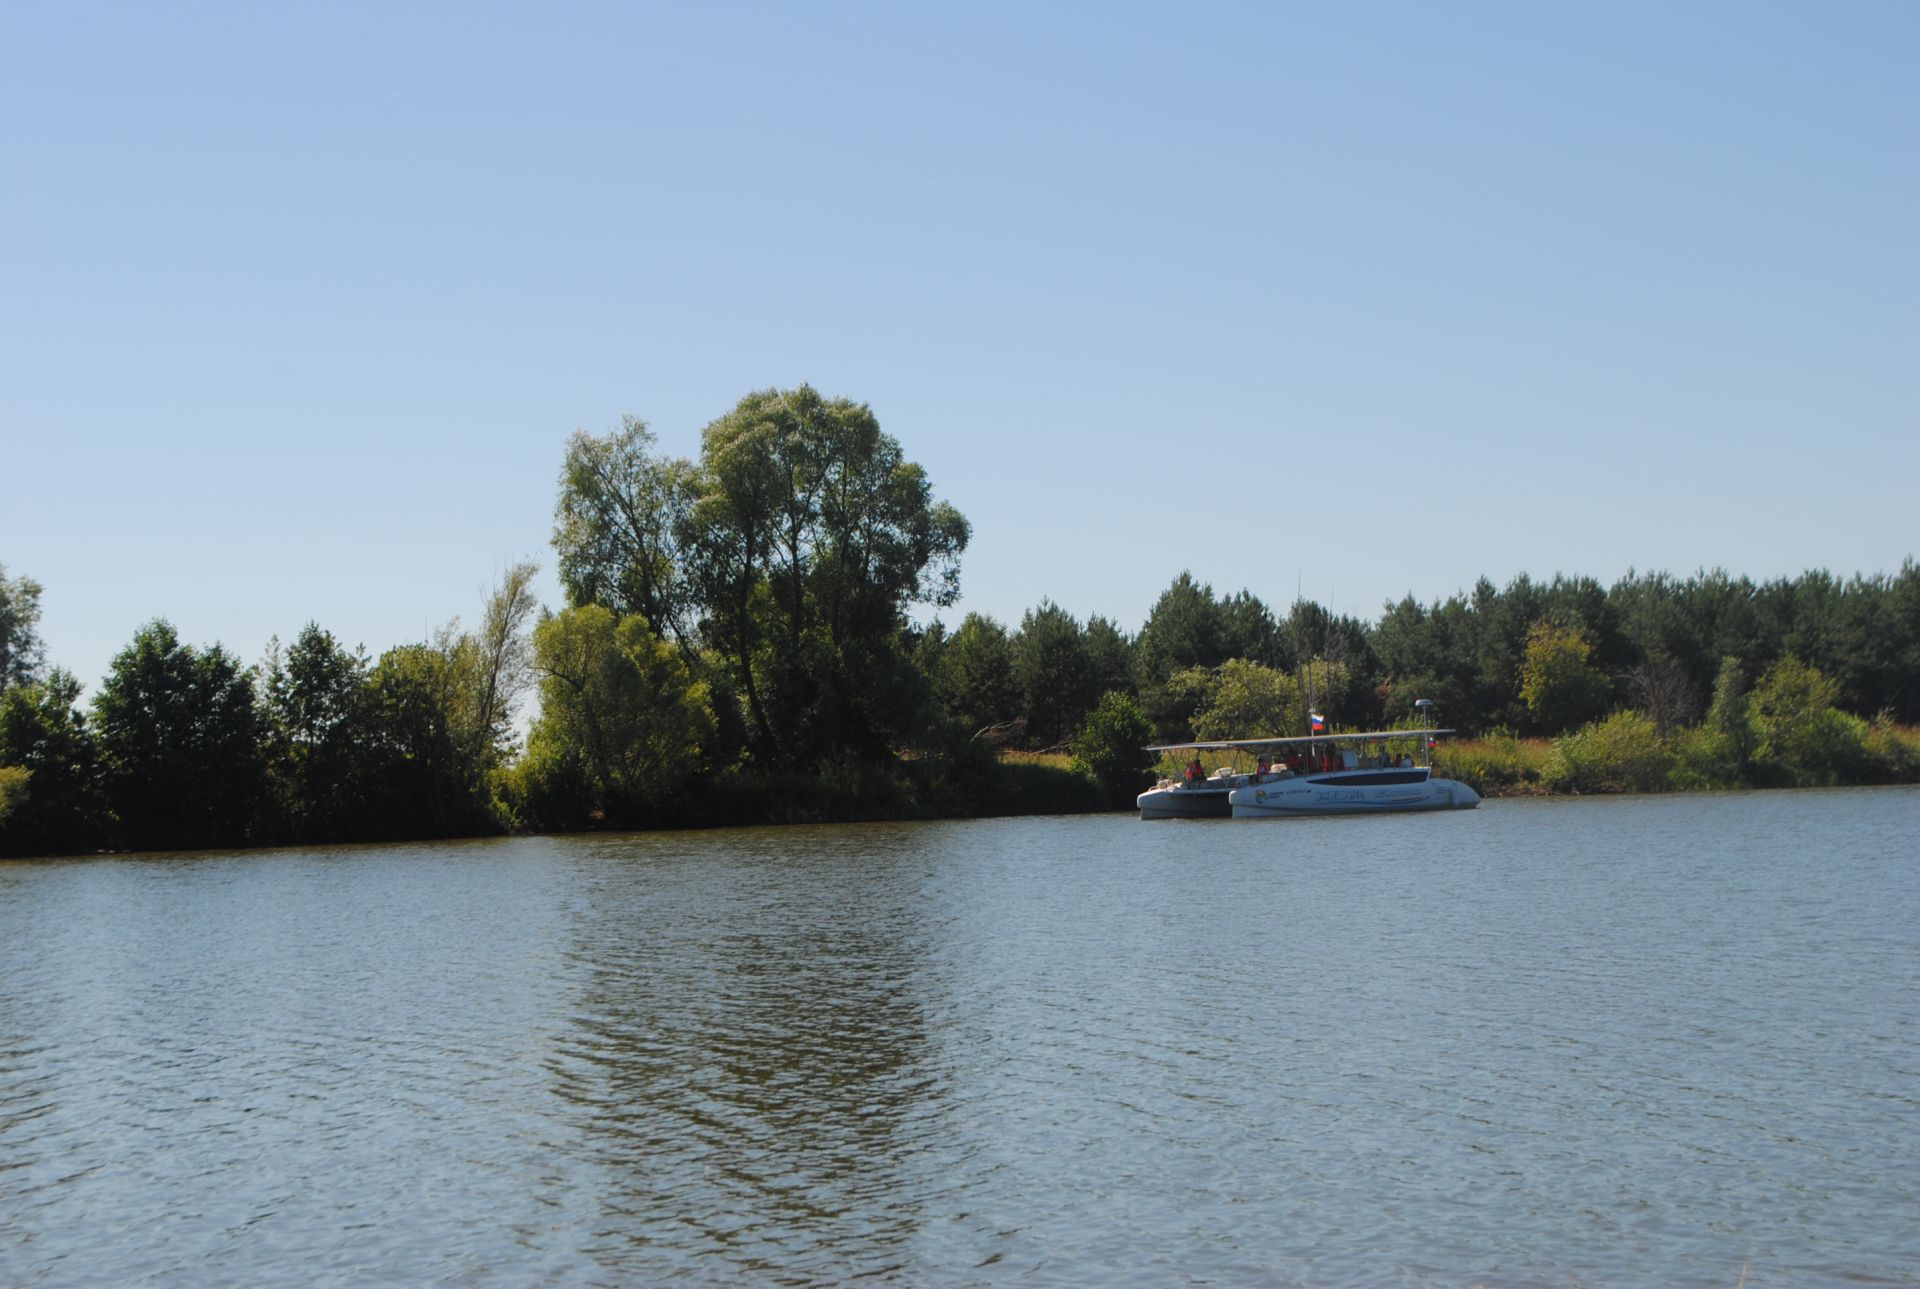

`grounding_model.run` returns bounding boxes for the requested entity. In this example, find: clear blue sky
[5,1,1915,695]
